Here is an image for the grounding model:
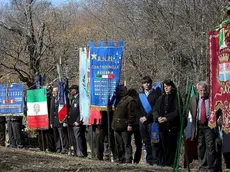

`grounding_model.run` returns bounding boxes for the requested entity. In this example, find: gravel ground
[0,146,200,172]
